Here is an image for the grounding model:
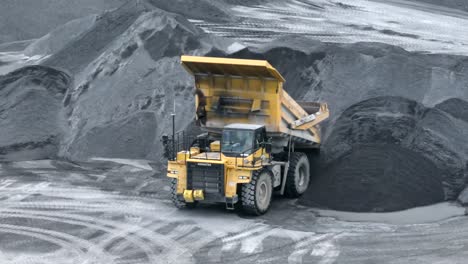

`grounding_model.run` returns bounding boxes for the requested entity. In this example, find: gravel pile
[0,66,71,161]
[301,96,461,212]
